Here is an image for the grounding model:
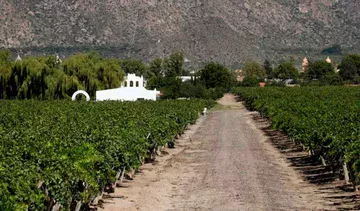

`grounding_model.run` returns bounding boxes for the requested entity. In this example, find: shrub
[239,76,259,87]
[307,60,334,80]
